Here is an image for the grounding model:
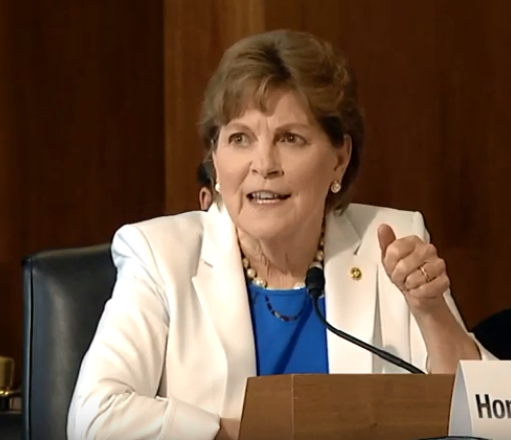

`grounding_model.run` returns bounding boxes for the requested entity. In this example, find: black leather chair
[0,411,22,440]
[22,244,116,440]
[472,308,511,360]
